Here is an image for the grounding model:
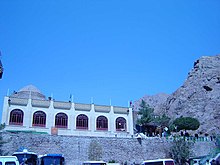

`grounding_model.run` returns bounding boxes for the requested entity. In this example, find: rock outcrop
[133,55,220,135]
[132,93,169,114]
[164,55,220,134]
